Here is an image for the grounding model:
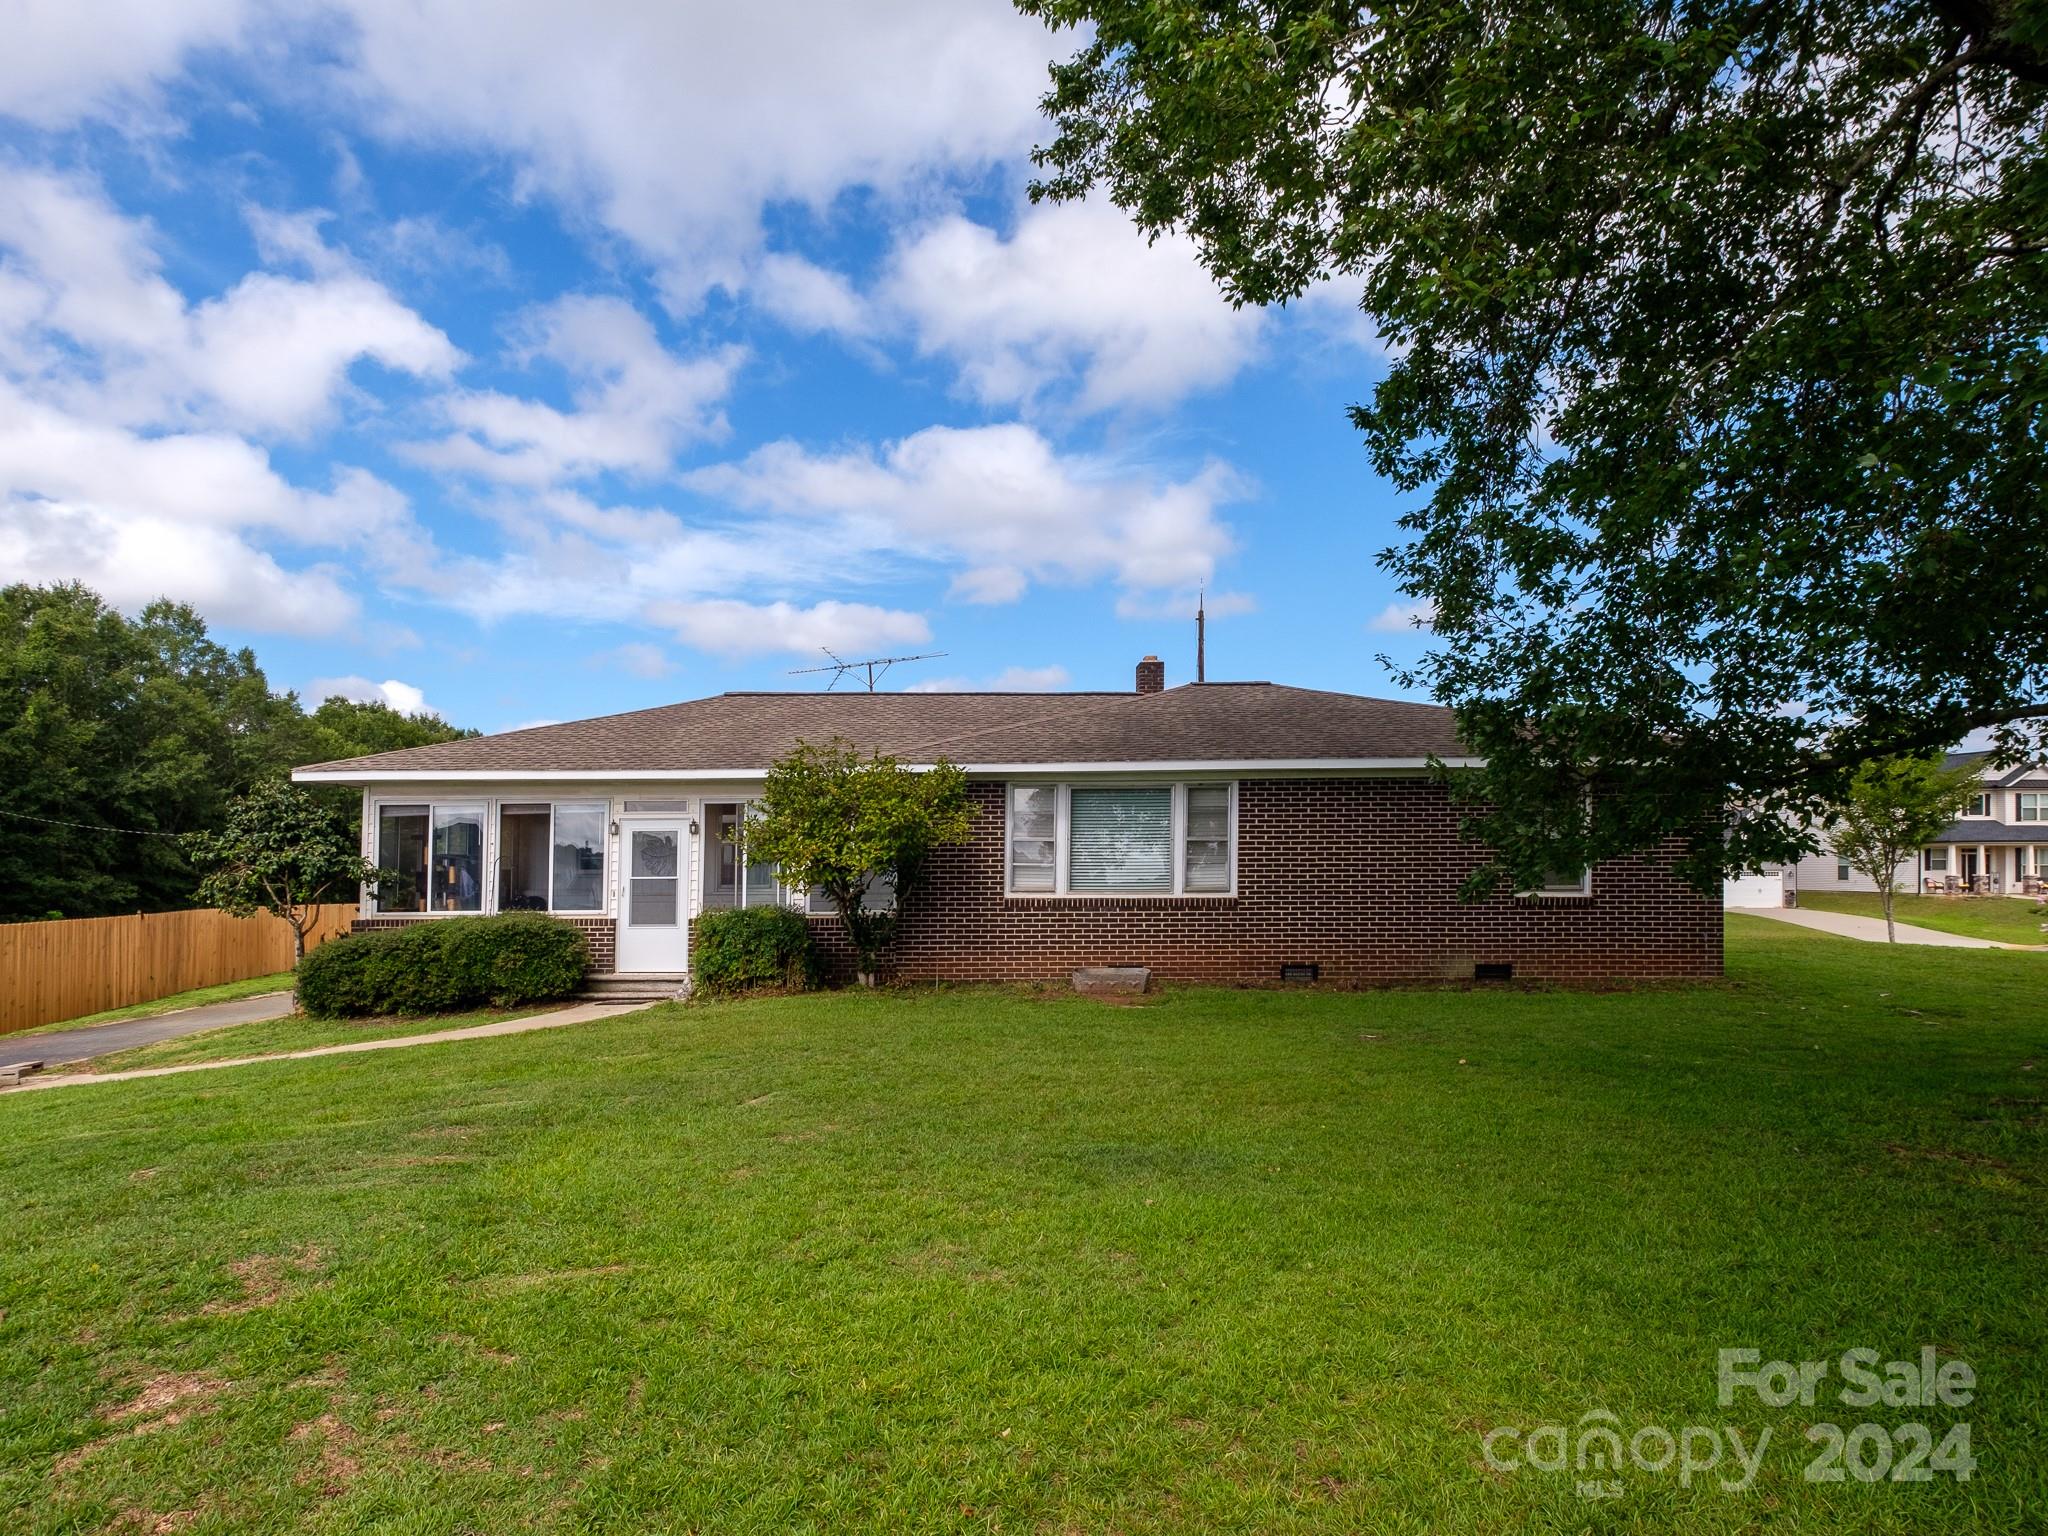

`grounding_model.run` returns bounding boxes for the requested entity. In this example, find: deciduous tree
[185,779,385,964]
[1830,755,1980,940]
[1020,0,2048,892]
[743,740,975,985]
